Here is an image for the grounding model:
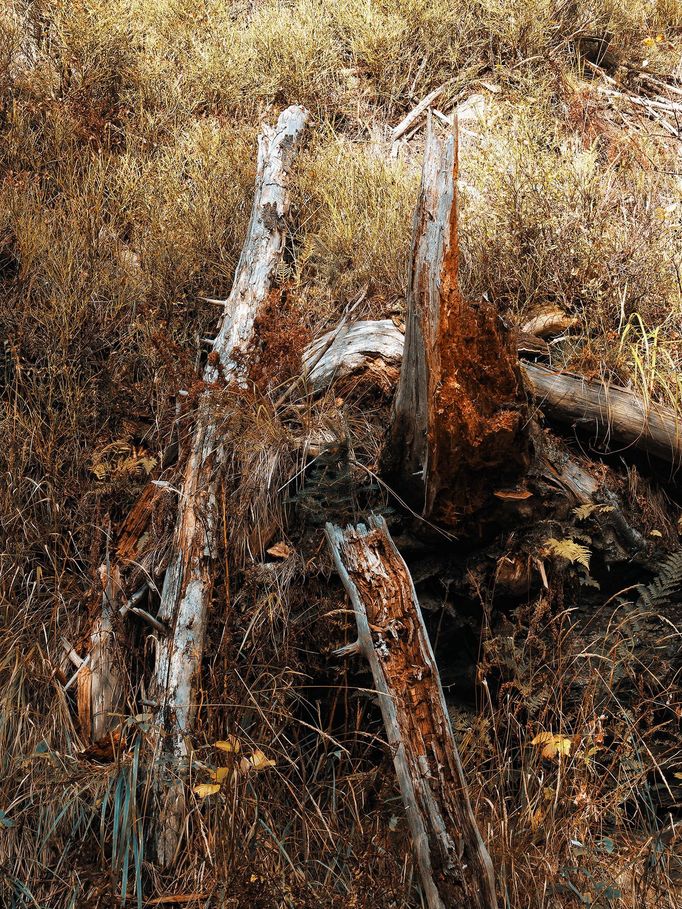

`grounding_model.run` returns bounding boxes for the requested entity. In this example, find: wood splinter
[326,515,498,909]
